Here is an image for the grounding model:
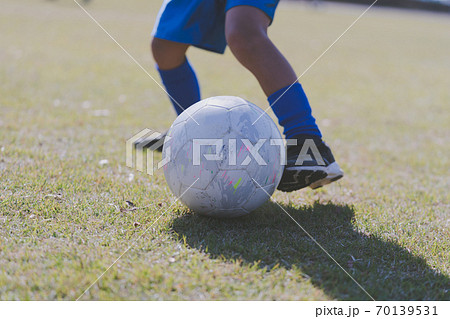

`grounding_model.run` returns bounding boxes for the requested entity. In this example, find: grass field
[0,0,449,300]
